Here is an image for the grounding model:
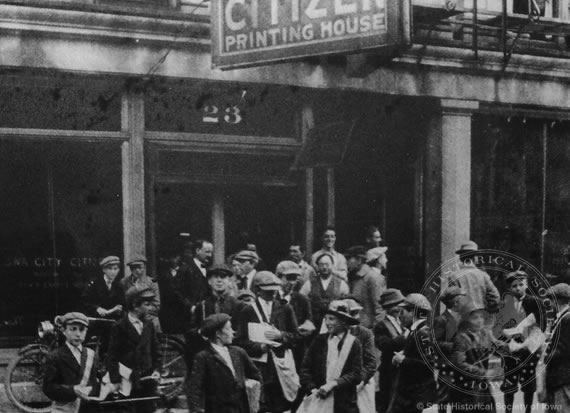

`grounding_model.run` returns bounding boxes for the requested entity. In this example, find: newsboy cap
[100,256,120,268]
[366,247,388,263]
[254,271,282,291]
[234,250,259,263]
[275,260,302,277]
[200,313,231,338]
[441,286,466,303]
[206,264,233,278]
[455,240,479,255]
[548,283,570,299]
[125,286,155,307]
[127,255,147,266]
[380,288,405,308]
[344,246,367,259]
[505,270,528,284]
[56,312,89,327]
[404,293,432,312]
